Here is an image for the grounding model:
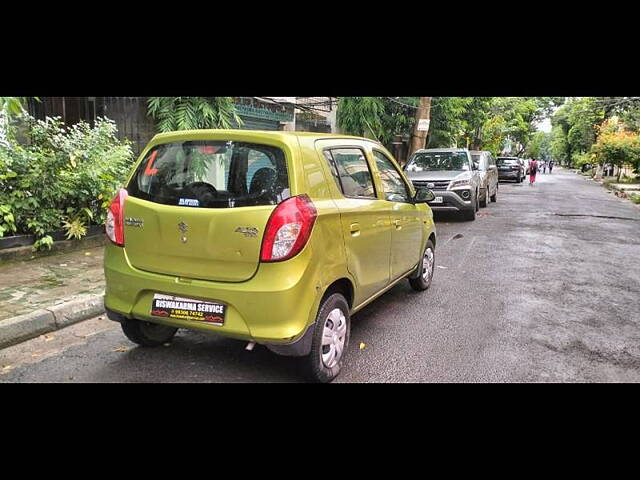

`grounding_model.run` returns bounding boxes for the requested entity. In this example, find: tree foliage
[591,118,640,179]
[550,98,609,167]
[336,97,386,141]
[336,97,562,158]
[526,131,551,160]
[147,97,243,133]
